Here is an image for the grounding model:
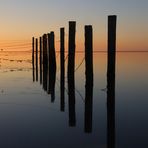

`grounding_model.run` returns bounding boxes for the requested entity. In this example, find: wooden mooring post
[43,34,48,91]
[107,15,117,148]
[85,25,93,85]
[68,21,76,127]
[107,15,117,79]
[32,37,35,64]
[84,25,93,133]
[47,32,56,102]
[36,38,38,82]
[32,37,35,82]
[39,37,43,84]
[67,21,76,82]
[60,28,65,112]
